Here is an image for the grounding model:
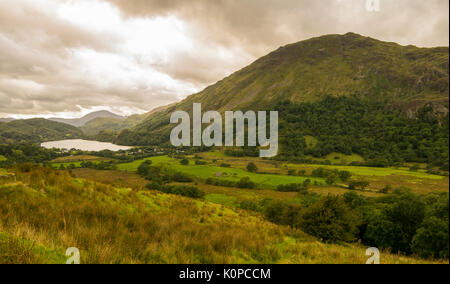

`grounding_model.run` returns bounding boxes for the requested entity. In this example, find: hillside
[81,114,144,137]
[0,165,444,264]
[0,119,84,144]
[116,33,449,155]
[50,110,124,127]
